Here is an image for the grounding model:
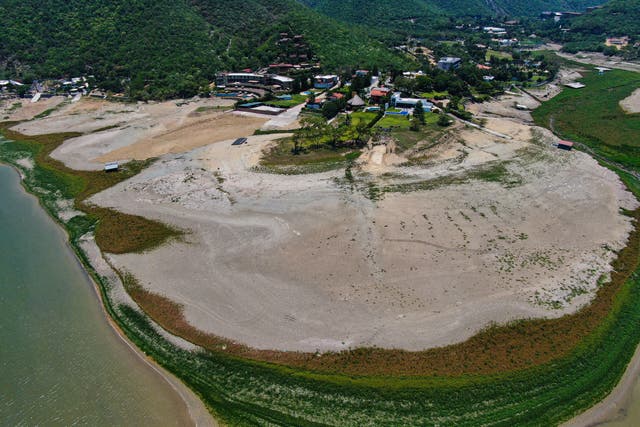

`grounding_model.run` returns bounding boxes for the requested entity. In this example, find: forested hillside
[299,0,605,27]
[0,0,409,99]
[558,0,640,55]
[569,0,640,37]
